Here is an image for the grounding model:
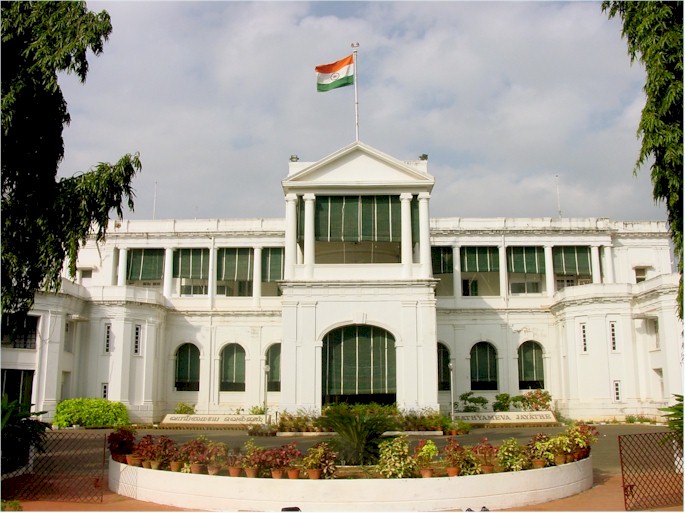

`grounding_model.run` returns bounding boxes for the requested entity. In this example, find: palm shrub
[660,394,683,444]
[1,394,50,473]
[53,398,128,427]
[316,403,401,465]
[377,435,417,478]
